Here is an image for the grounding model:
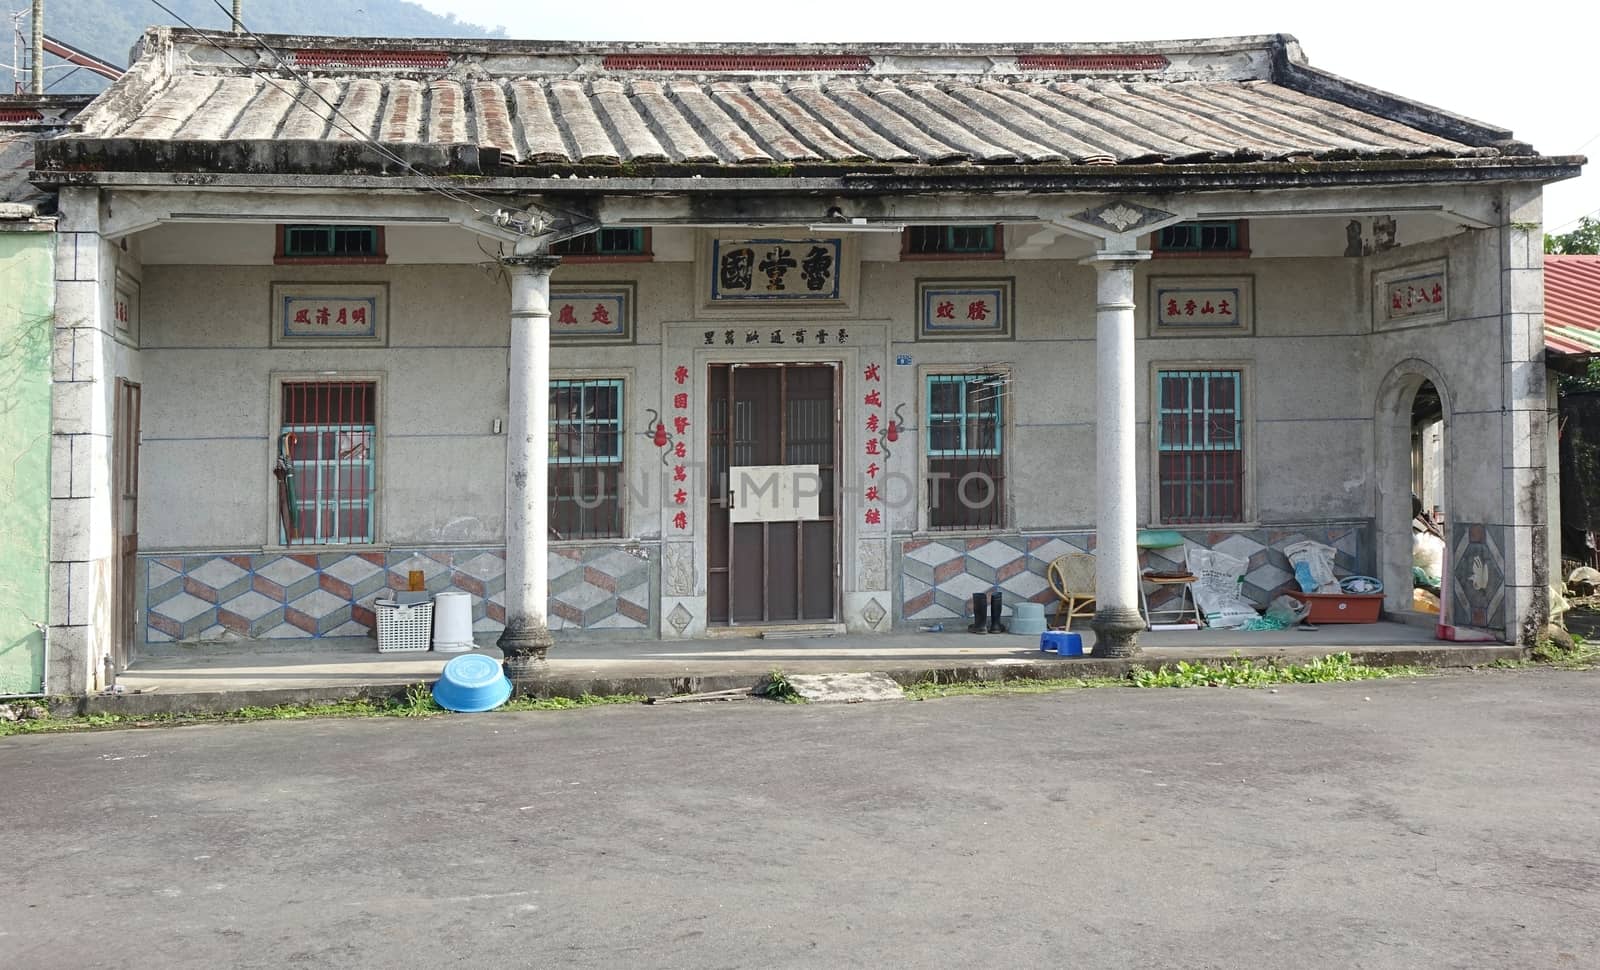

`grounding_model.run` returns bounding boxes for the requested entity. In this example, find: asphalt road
[3,669,1598,969]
